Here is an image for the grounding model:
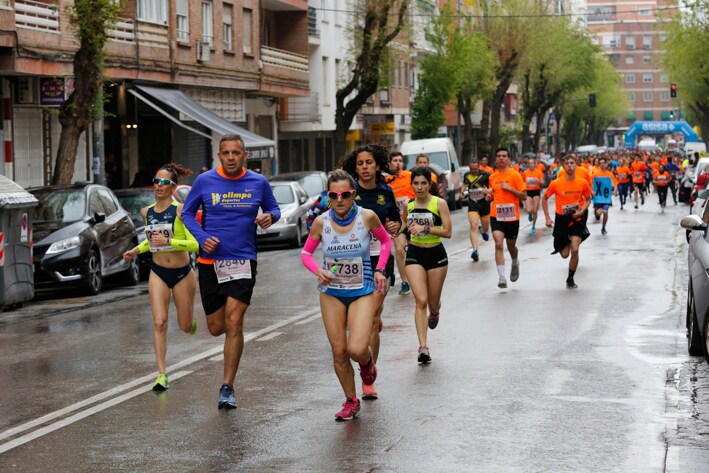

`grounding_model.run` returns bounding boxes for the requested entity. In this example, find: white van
[576,144,598,156]
[399,138,463,209]
[685,141,707,157]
